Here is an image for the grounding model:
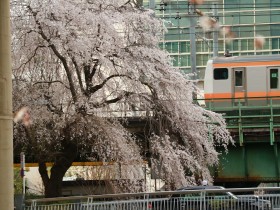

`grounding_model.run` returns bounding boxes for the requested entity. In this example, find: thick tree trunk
[38,141,77,198]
